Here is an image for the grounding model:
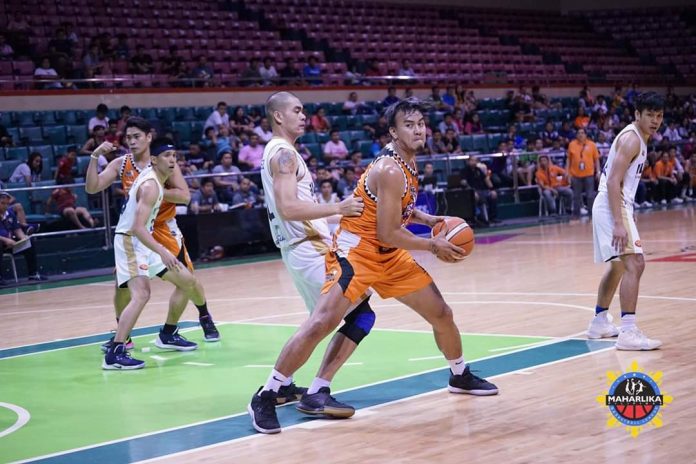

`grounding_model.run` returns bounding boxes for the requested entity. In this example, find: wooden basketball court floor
[1,207,695,463]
